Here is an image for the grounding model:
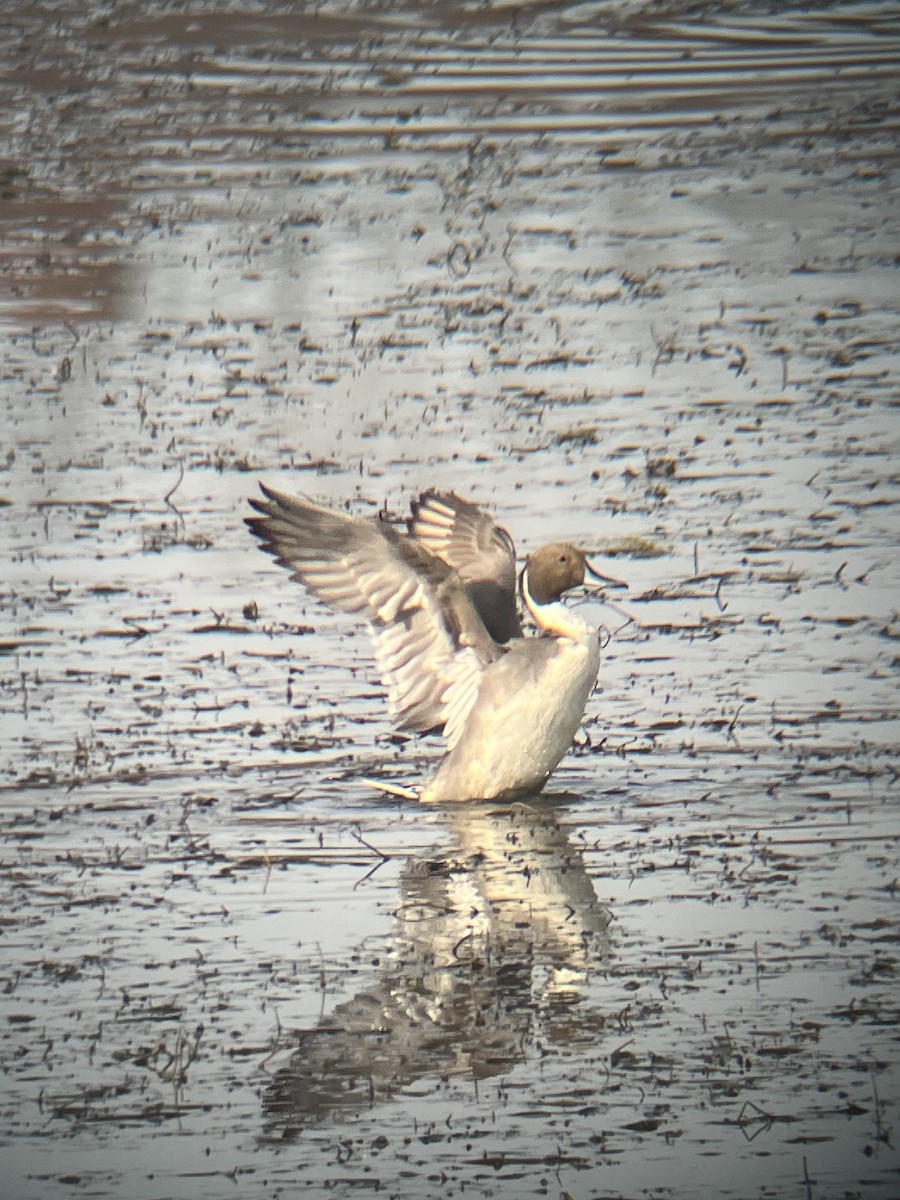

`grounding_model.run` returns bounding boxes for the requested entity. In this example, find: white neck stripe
[522,568,591,639]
